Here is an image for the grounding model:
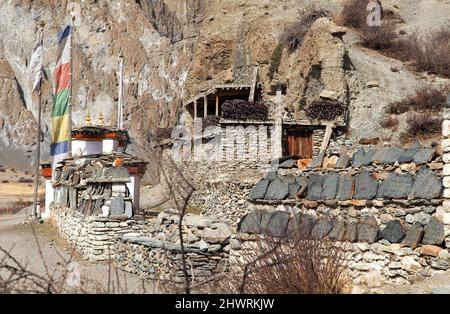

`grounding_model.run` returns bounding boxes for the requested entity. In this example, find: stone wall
[236,210,450,286]
[50,205,151,261]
